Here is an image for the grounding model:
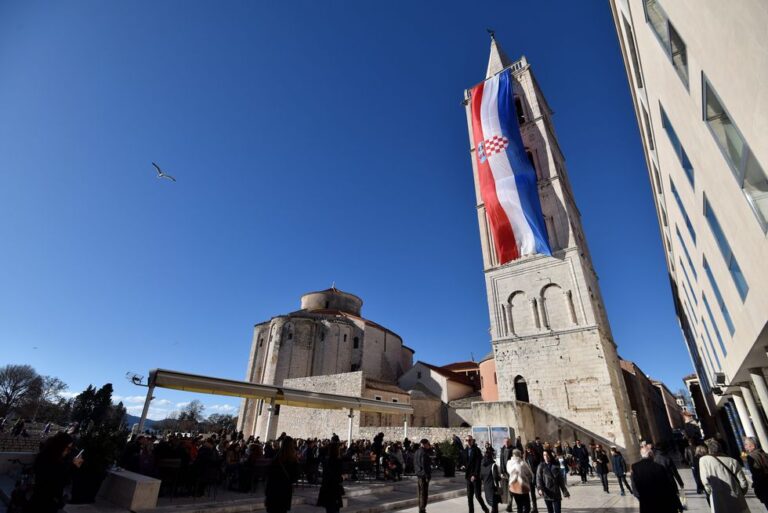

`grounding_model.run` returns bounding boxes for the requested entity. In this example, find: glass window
[703,258,736,336]
[644,0,669,48]
[661,105,694,186]
[704,77,768,231]
[652,162,662,195]
[622,15,643,89]
[660,201,669,227]
[670,178,696,243]
[703,196,748,300]
[641,103,655,151]
[679,258,697,304]
[675,226,697,280]
[515,96,527,125]
[668,23,688,85]
[701,319,722,367]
